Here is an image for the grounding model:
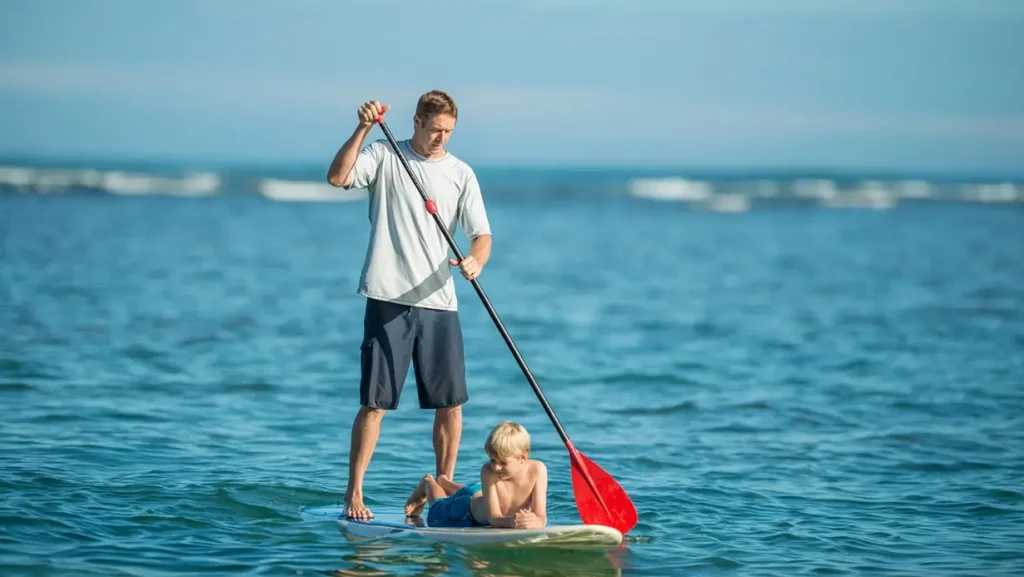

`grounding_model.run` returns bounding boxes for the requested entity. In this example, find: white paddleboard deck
[300,505,623,548]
